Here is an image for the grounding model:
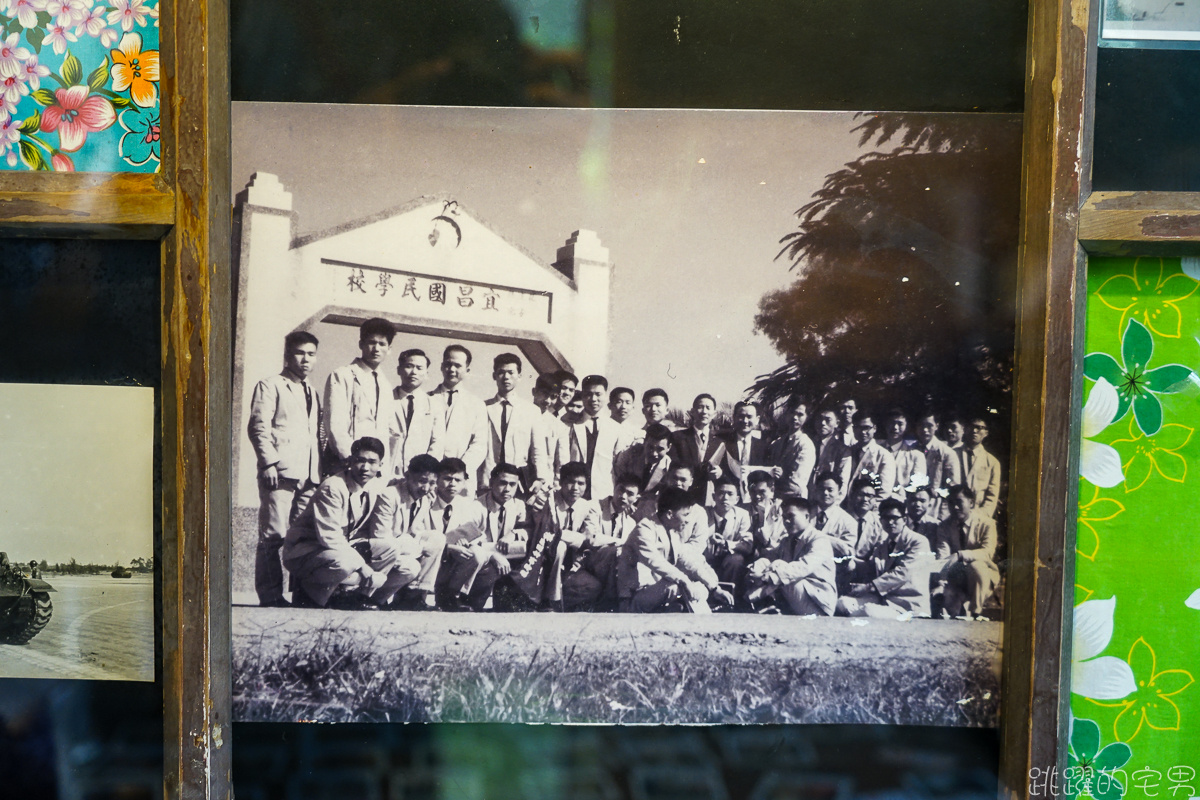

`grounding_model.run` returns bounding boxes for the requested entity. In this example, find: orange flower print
[110,32,159,108]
